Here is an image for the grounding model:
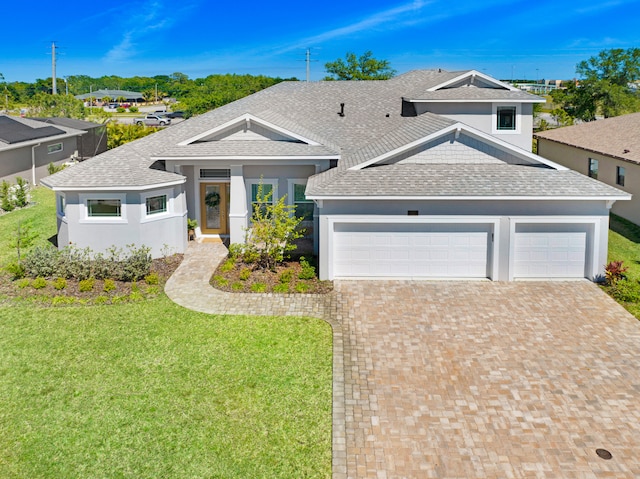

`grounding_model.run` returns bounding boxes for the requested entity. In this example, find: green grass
[0,187,57,266]
[0,297,332,478]
[608,214,640,317]
[0,186,332,478]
